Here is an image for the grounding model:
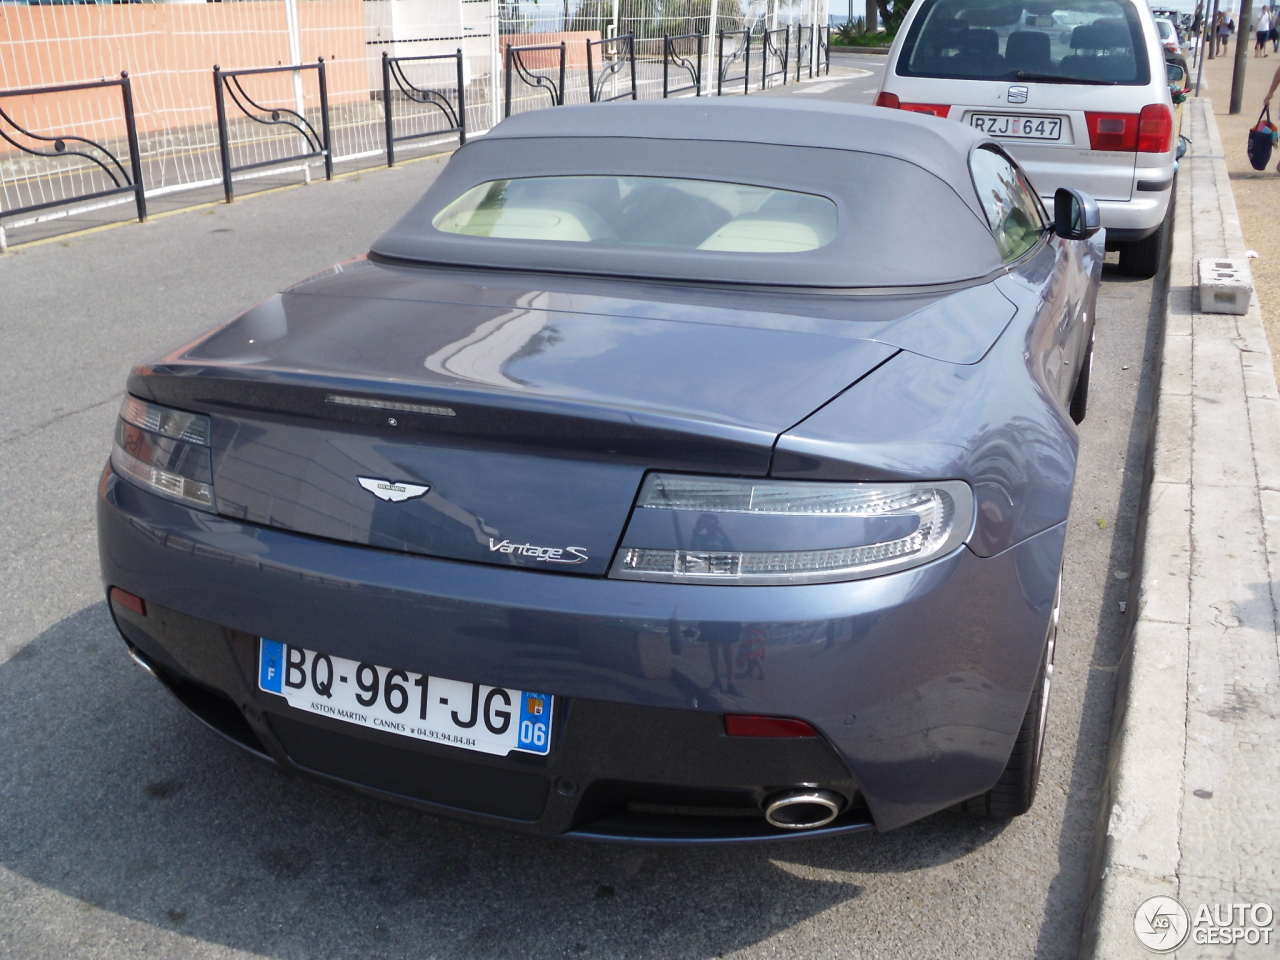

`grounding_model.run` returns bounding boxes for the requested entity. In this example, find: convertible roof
[371,99,1008,289]
[486,99,991,208]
